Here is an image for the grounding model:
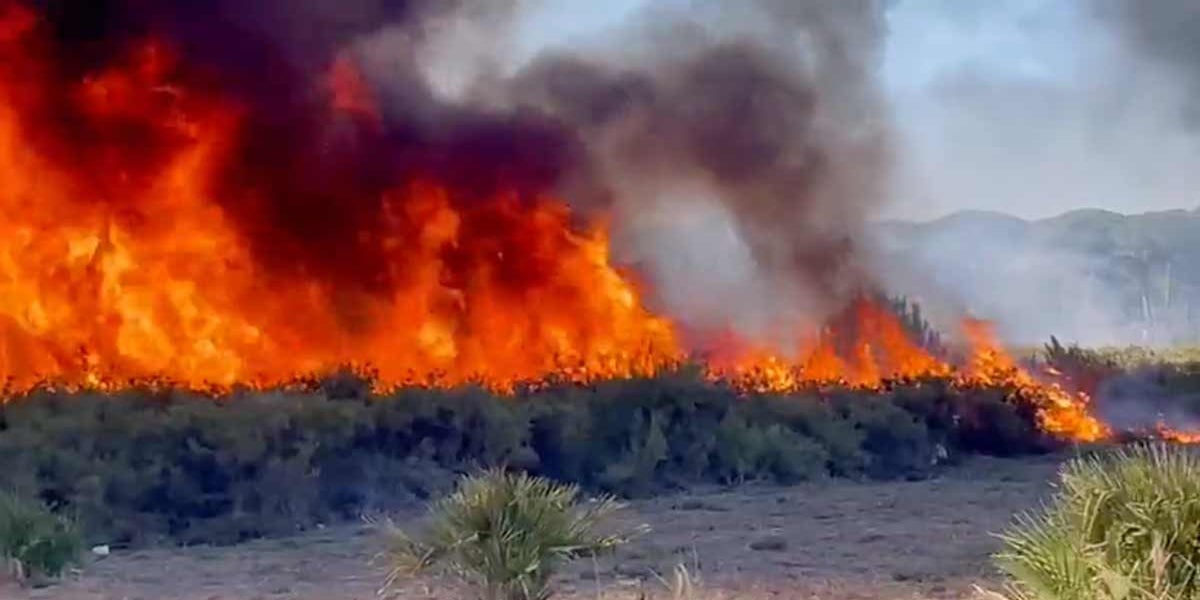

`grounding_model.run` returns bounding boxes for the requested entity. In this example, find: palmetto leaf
[994,443,1200,600]
[383,469,644,600]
